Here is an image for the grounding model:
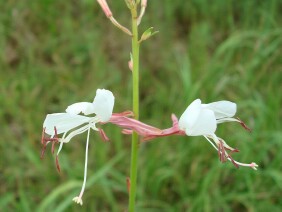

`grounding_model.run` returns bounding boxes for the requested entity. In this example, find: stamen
[227,155,239,168]
[41,128,48,159]
[204,136,218,151]
[54,126,58,136]
[236,117,252,132]
[98,128,110,142]
[63,124,89,143]
[40,144,47,159]
[51,127,59,154]
[219,141,227,162]
[51,141,56,154]
[230,148,240,153]
[203,136,257,170]
[57,138,65,156]
[56,155,61,172]
[41,127,46,144]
